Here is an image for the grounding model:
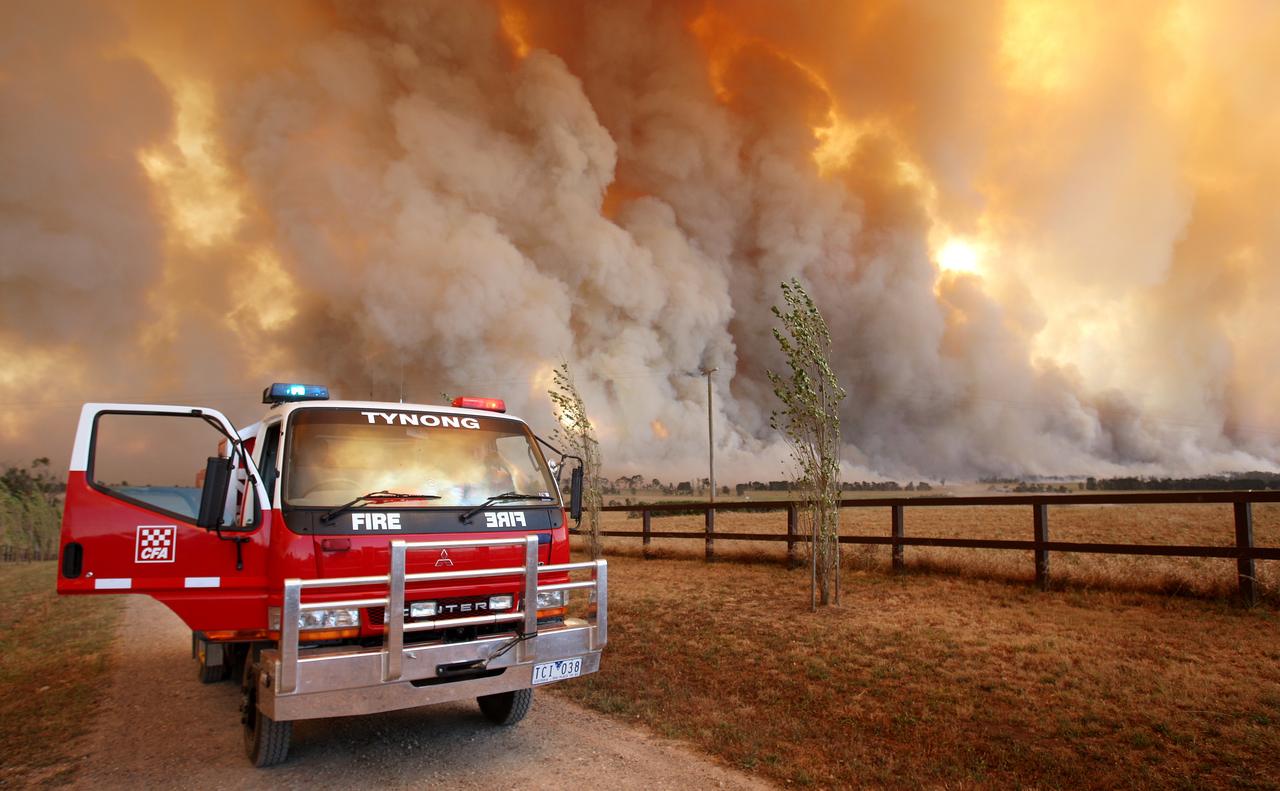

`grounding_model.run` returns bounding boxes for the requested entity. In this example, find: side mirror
[197,456,232,528]
[569,465,584,522]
